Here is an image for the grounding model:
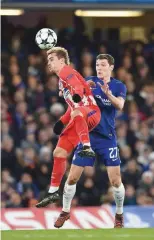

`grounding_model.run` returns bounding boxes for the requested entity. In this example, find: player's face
[96,59,113,79]
[47,53,63,74]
